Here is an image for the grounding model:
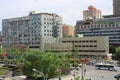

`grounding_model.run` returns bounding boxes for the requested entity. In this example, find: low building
[45,43,72,52]
[45,36,110,60]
